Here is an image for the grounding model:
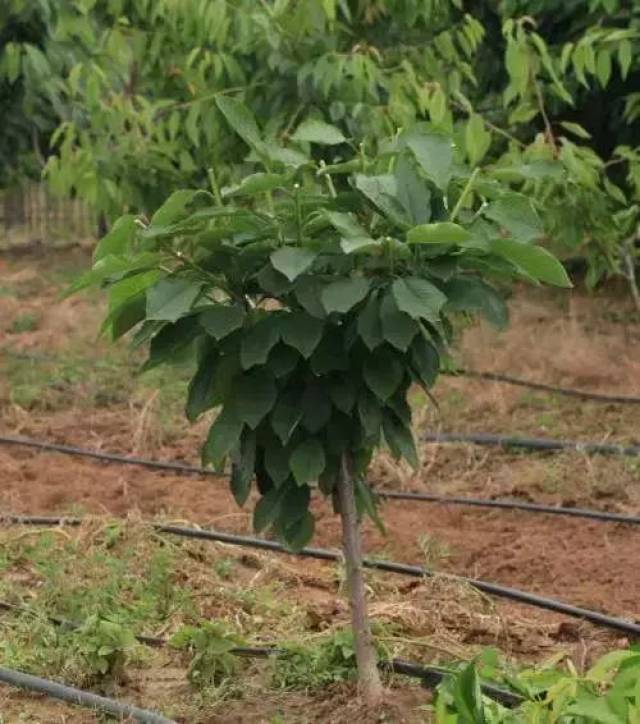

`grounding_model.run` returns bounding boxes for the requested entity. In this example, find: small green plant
[73,615,137,682]
[272,630,359,691]
[170,620,244,688]
[432,647,640,722]
[74,97,570,703]
[6,312,39,334]
[213,557,235,580]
